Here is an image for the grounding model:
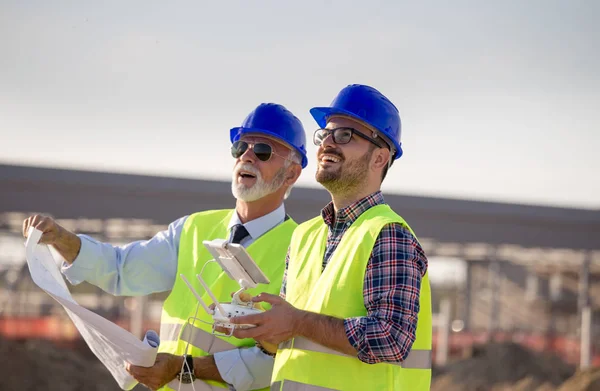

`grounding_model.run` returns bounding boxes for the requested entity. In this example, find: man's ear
[285,164,302,186]
[372,148,391,171]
